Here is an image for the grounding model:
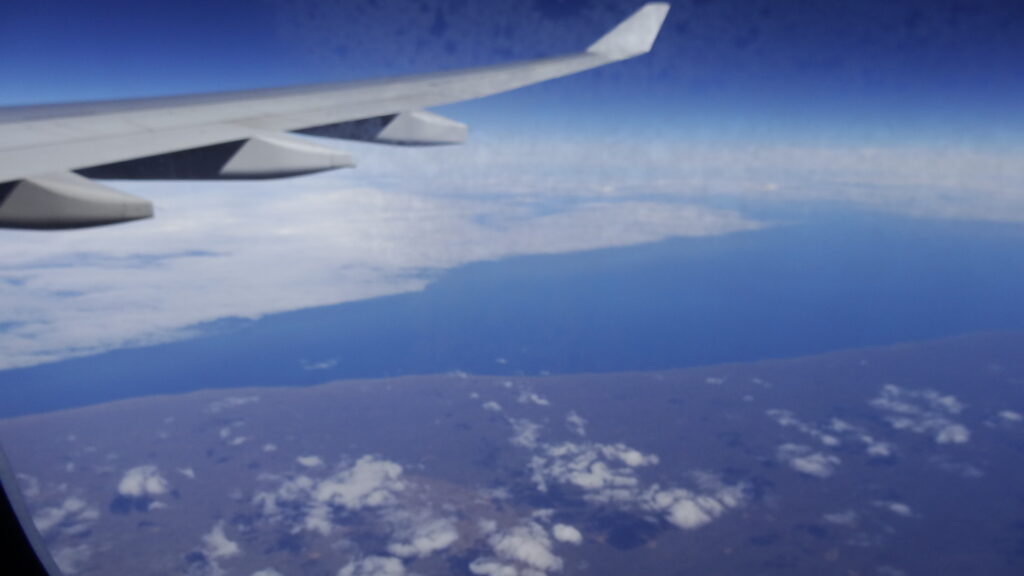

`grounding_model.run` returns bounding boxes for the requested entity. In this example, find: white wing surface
[0,3,669,229]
